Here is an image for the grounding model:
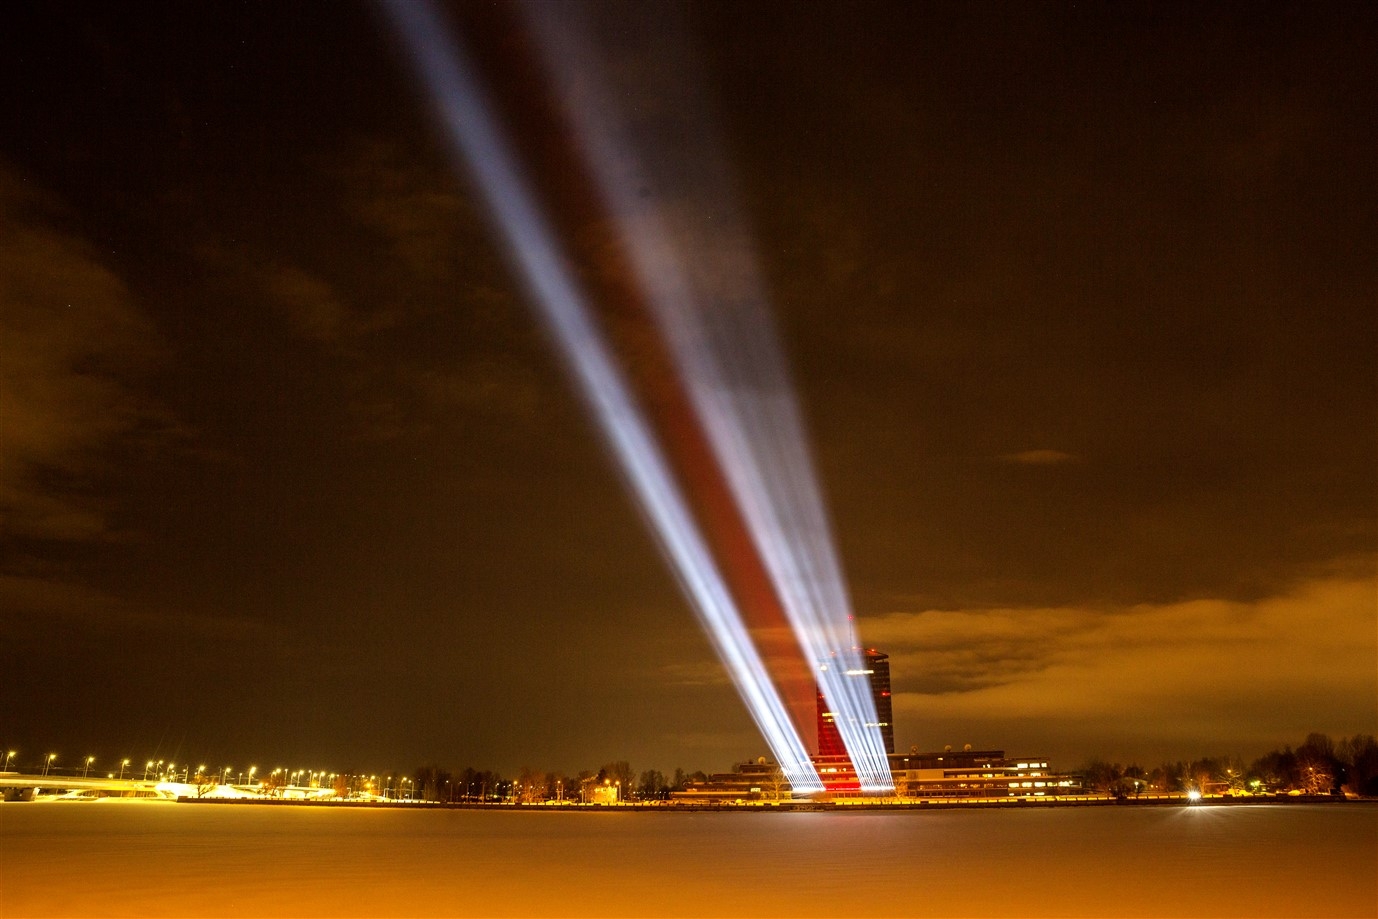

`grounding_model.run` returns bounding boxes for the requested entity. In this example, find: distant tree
[1338,735,1378,796]
[194,770,216,798]
[670,768,688,792]
[599,761,635,801]
[1296,734,1340,795]
[455,767,479,800]
[1295,753,1334,795]
[1159,761,1187,792]
[1187,757,1224,794]
[1250,747,1299,792]
[638,769,667,800]
[1299,732,1336,762]
[517,767,548,803]
[413,765,454,802]
[332,774,349,798]
[555,774,580,801]
[1080,760,1122,796]
[1219,756,1248,794]
[465,771,504,804]
[763,763,790,802]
